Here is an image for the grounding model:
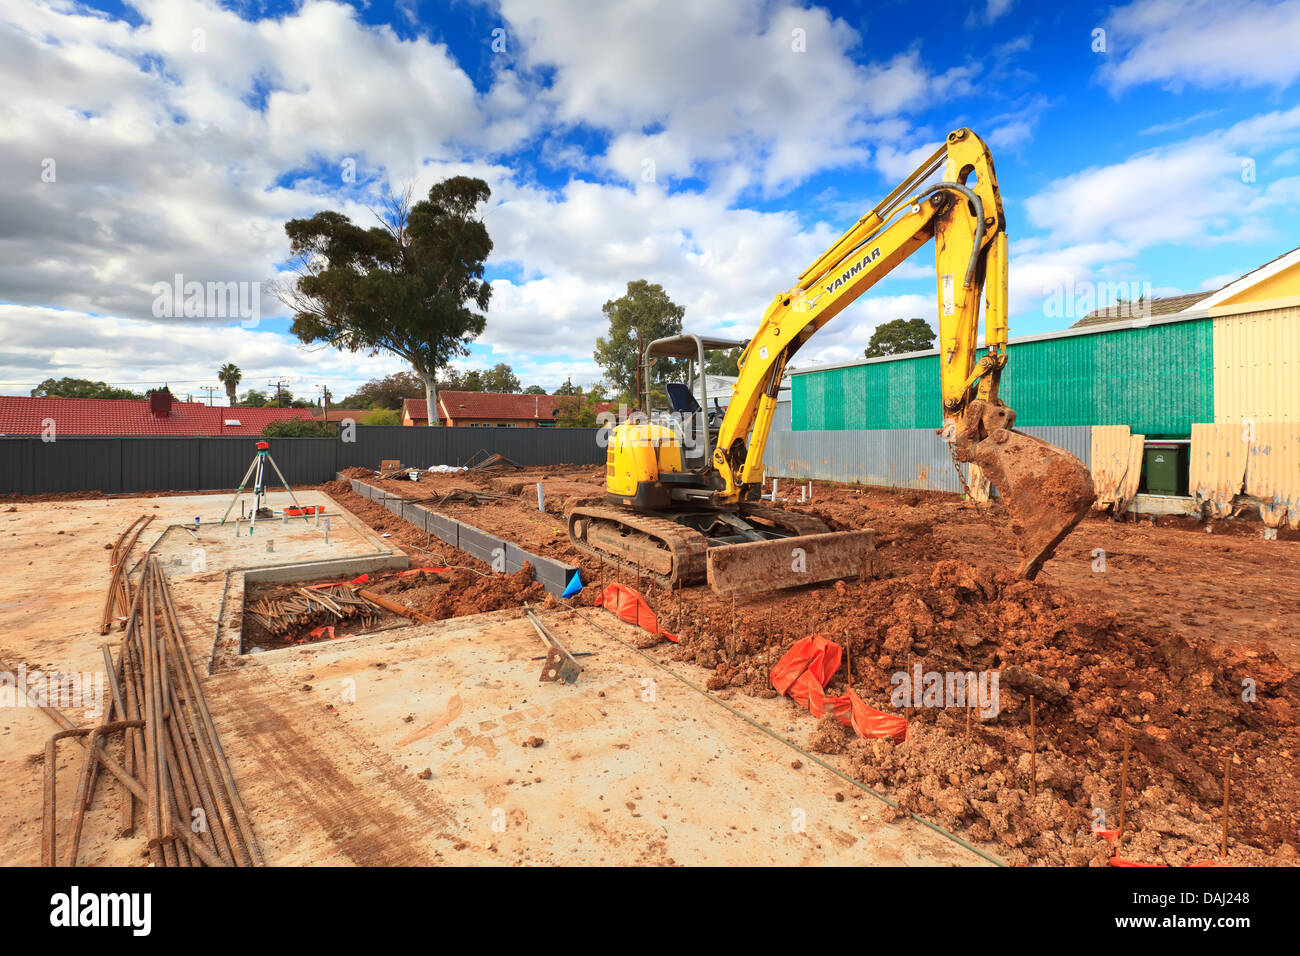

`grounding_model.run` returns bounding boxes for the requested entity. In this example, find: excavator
[569,128,1095,597]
